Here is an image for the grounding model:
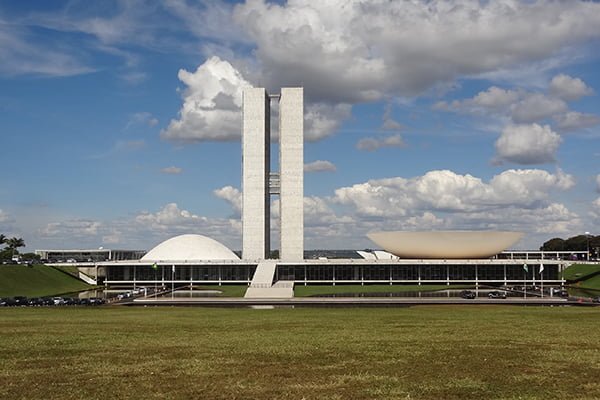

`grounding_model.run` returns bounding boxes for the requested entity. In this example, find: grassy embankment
[1,306,600,400]
[563,263,600,296]
[294,284,471,297]
[0,264,92,297]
